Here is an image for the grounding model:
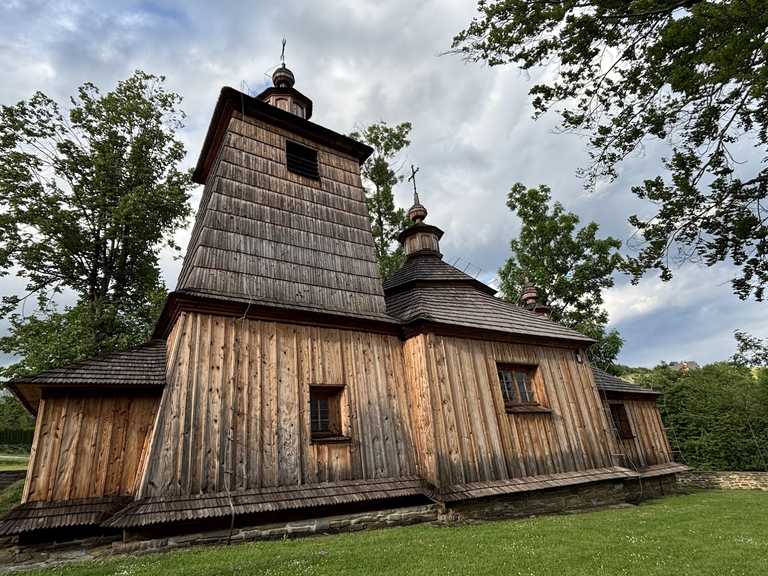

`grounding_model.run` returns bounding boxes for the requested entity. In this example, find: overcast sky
[1,0,765,368]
